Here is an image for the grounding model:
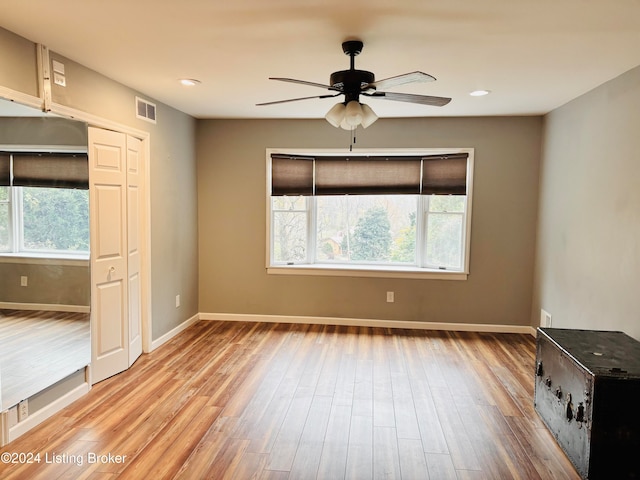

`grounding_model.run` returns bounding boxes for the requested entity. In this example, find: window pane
[428,195,465,213]
[22,187,89,252]
[316,196,349,261]
[272,196,306,211]
[273,211,307,262]
[426,213,463,269]
[391,210,416,263]
[0,187,8,251]
[316,195,417,264]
